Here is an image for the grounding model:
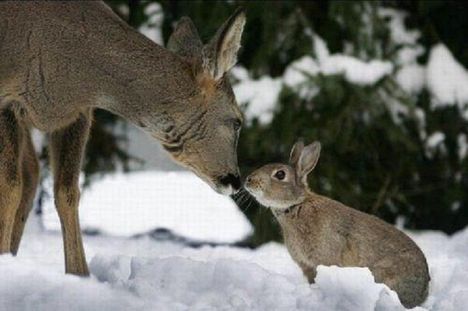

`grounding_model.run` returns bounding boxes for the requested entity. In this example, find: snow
[320,55,393,85]
[282,56,320,100]
[311,36,394,86]
[283,36,394,88]
[425,131,446,157]
[396,64,426,95]
[234,34,393,124]
[232,67,283,125]
[312,266,401,311]
[426,132,445,149]
[396,47,424,66]
[378,8,421,45]
[427,44,468,108]
[41,171,252,243]
[139,3,164,45]
[457,134,468,160]
[383,12,468,111]
[283,56,320,87]
[115,4,129,17]
[2,214,468,310]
